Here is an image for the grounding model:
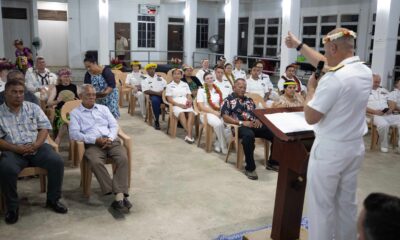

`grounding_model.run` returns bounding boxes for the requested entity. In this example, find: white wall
[37,1,68,66]
[1,0,32,62]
